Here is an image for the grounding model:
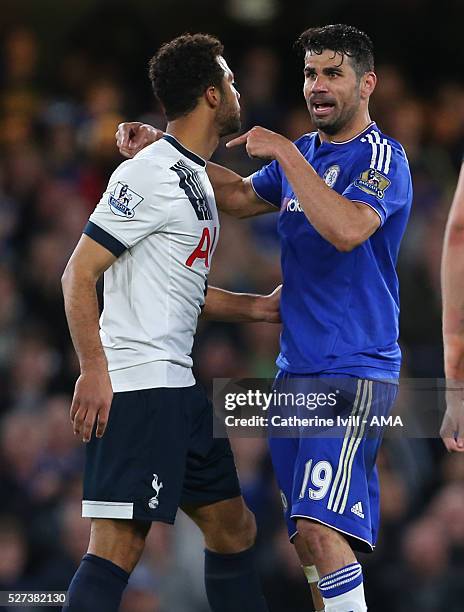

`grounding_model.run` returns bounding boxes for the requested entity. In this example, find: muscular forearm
[62,268,107,372]
[442,165,464,379]
[276,143,377,251]
[116,123,275,218]
[202,286,278,323]
[202,286,262,321]
[207,162,275,218]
